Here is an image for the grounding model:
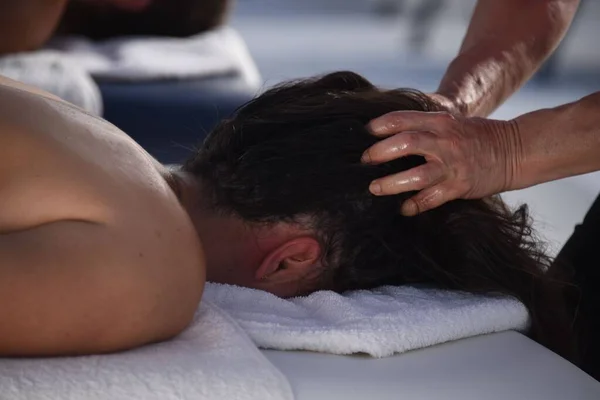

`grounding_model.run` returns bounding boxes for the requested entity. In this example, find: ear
[255,237,322,286]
